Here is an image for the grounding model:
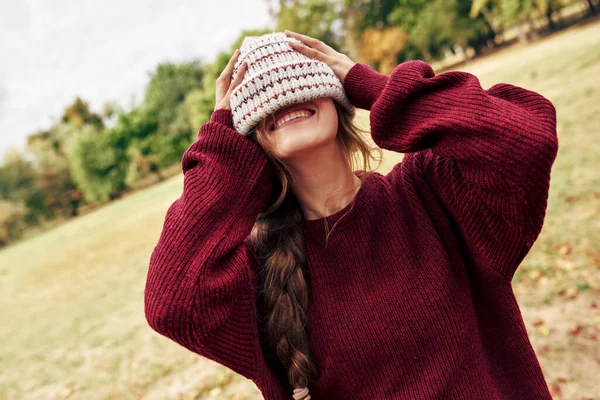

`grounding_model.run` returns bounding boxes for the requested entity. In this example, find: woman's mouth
[270,109,315,131]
